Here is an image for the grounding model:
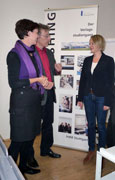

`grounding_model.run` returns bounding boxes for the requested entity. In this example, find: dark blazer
[36,48,58,105]
[78,53,114,106]
[7,51,42,142]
